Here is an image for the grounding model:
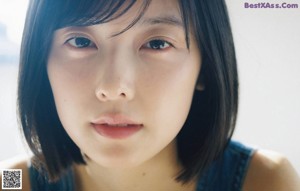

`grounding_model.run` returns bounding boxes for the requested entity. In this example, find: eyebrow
[139,15,184,28]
